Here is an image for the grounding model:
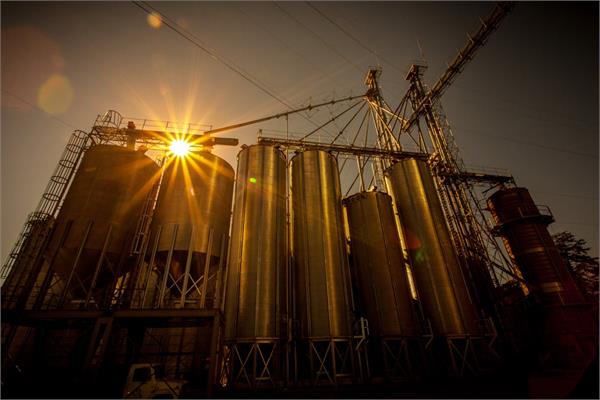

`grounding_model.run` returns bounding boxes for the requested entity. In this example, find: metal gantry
[1,1,523,395]
[400,2,516,133]
[1,129,91,306]
[0,111,237,398]
[252,2,518,378]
